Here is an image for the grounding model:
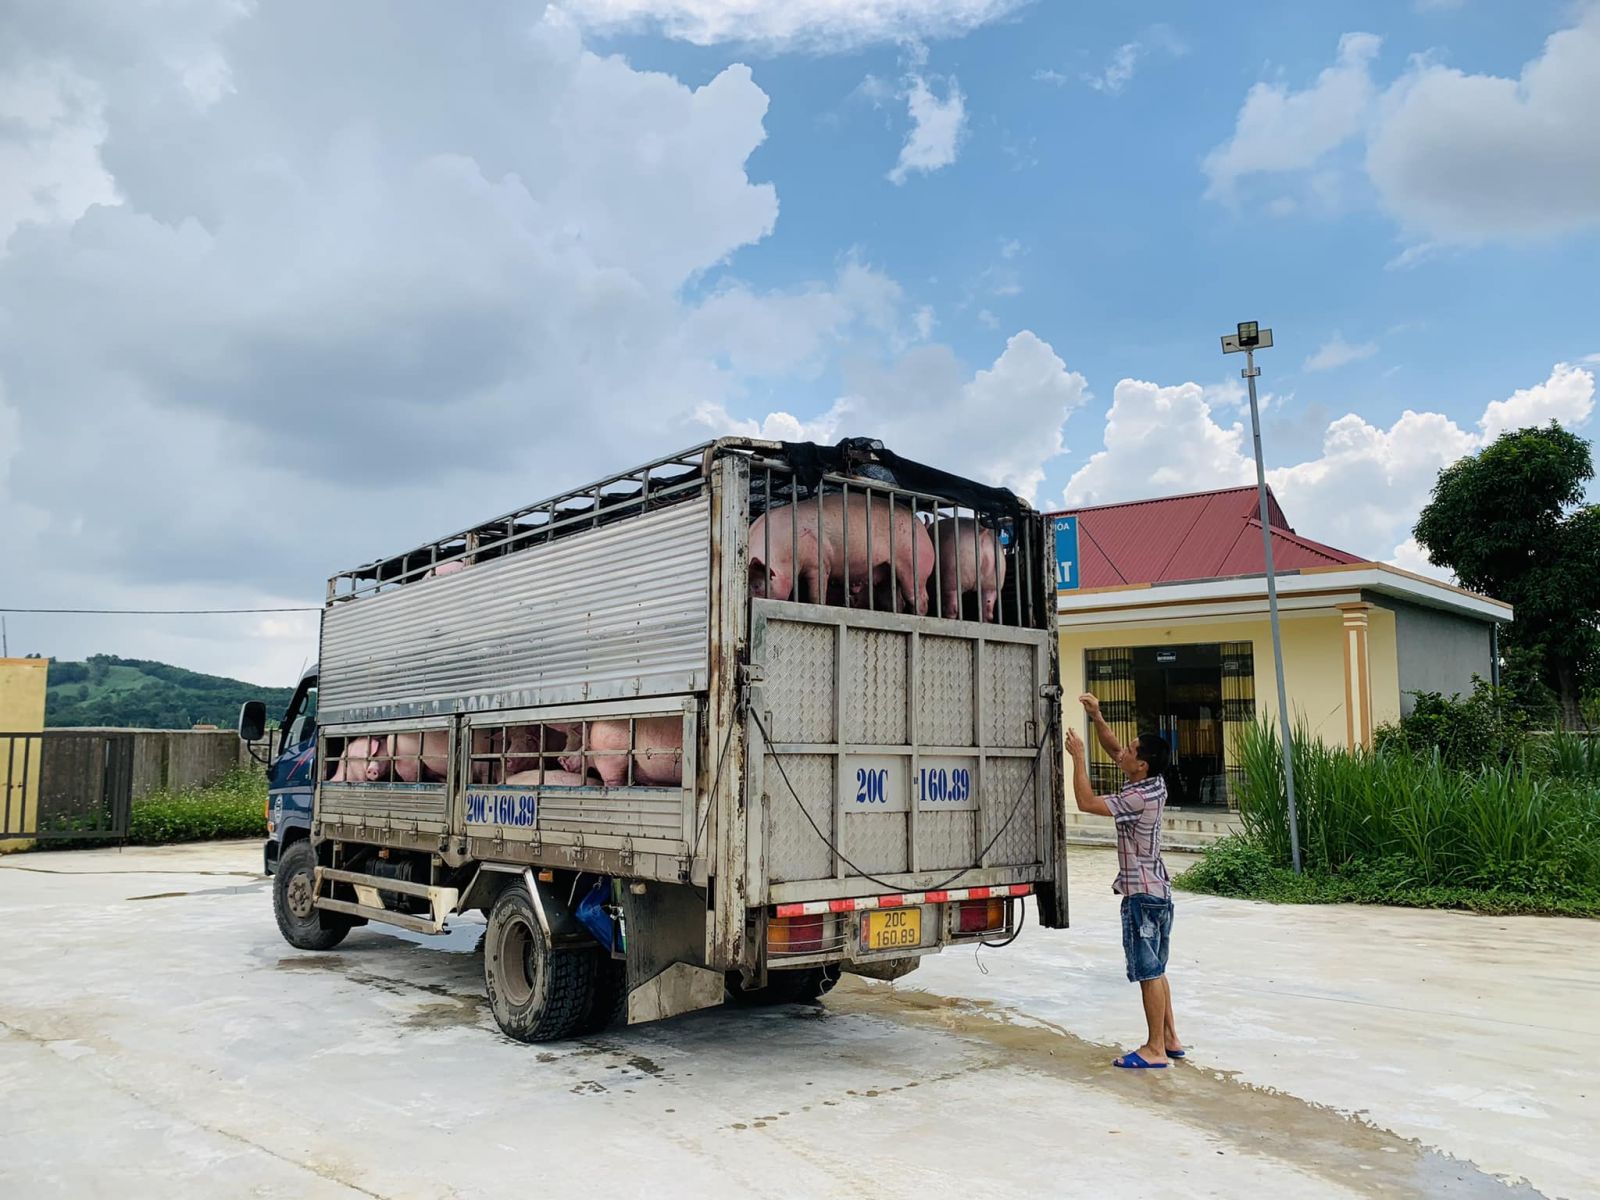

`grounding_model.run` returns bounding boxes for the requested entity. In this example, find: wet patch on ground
[828,978,1548,1199]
